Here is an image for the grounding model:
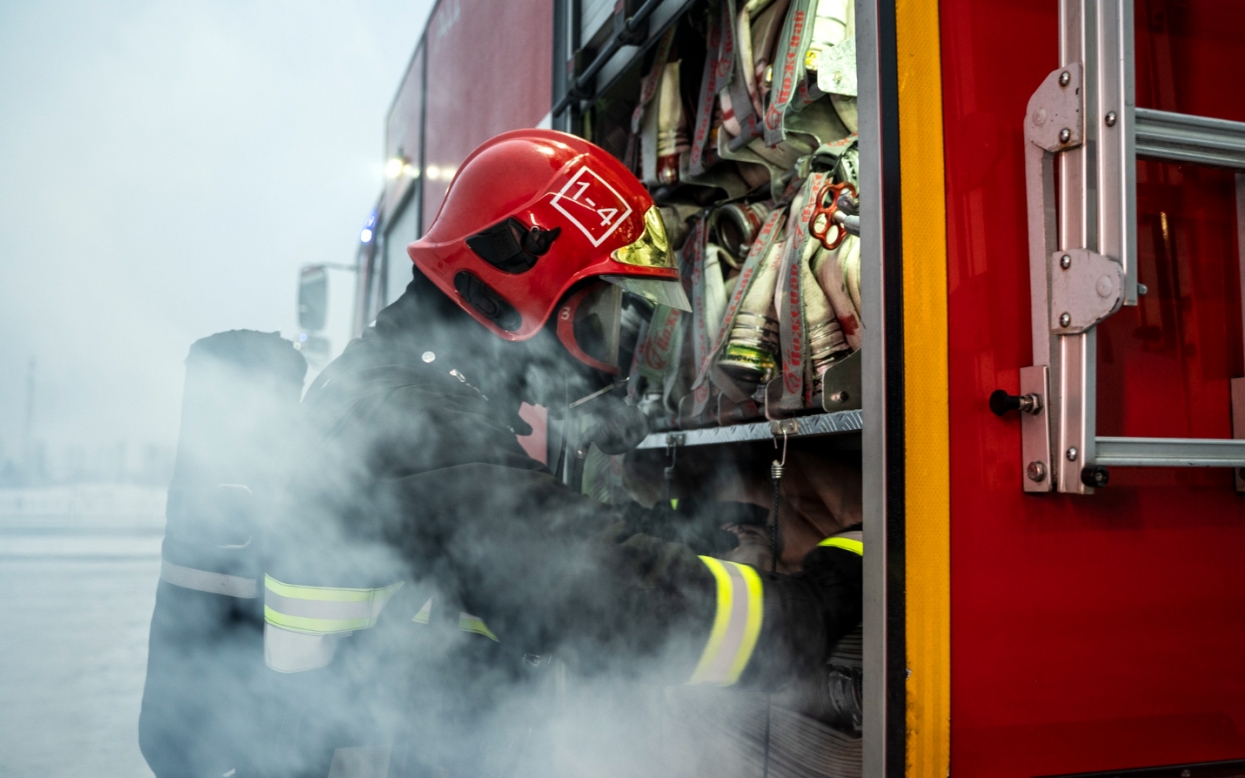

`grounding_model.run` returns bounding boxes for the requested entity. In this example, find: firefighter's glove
[578,395,650,455]
[620,498,742,555]
[746,537,863,689]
